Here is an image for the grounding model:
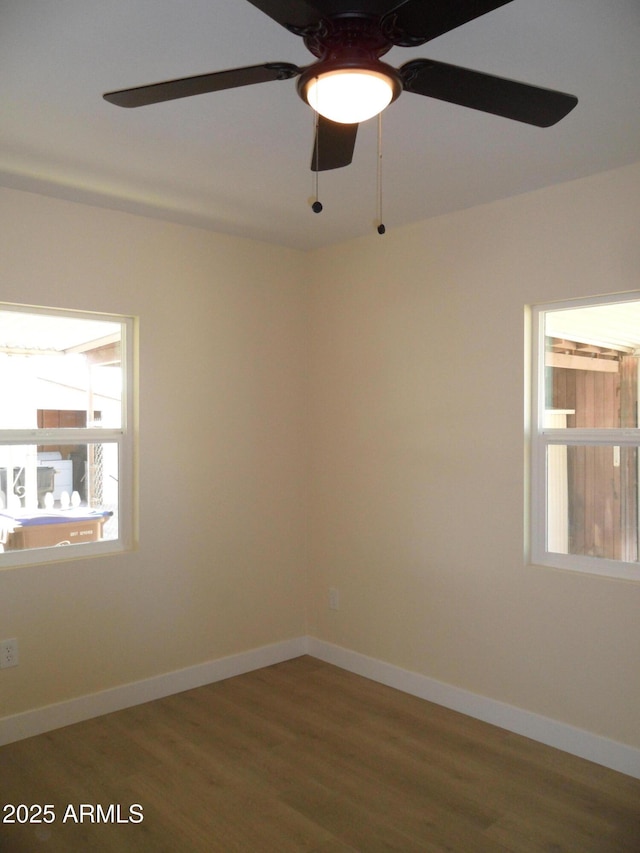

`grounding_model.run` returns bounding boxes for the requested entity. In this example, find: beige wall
[307,162,640,749]
[0,187,308,716]
[1,162,639,751]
